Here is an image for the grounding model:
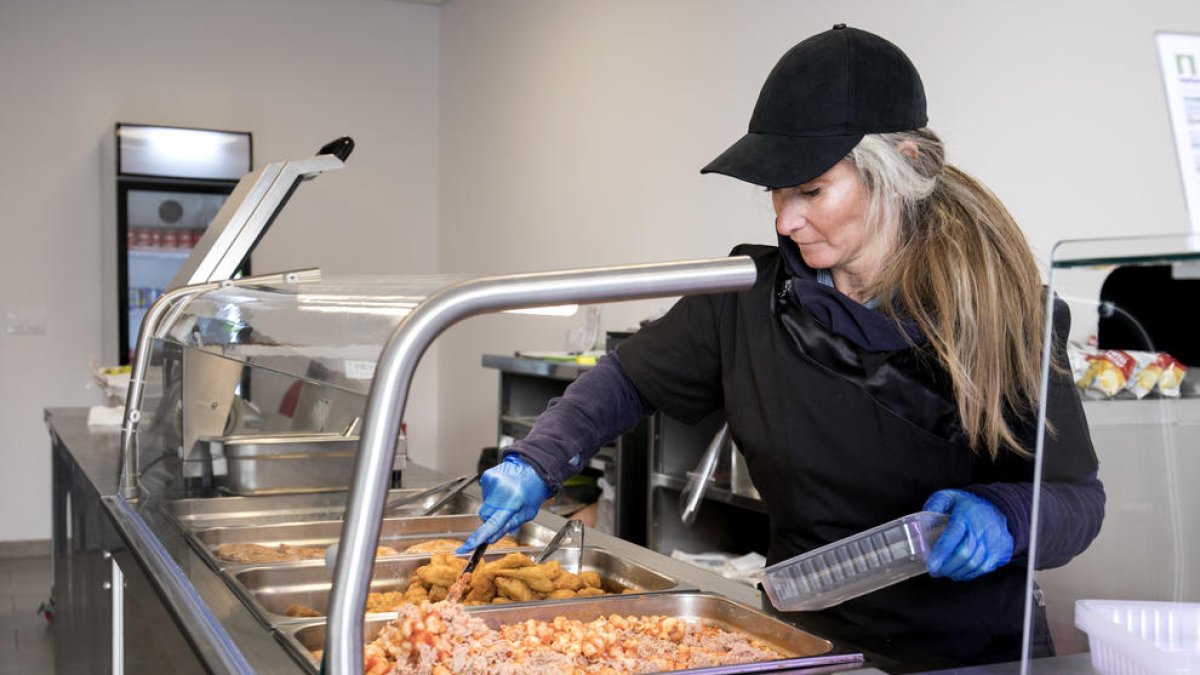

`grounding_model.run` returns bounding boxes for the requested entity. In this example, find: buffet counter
[49,406,885,674]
